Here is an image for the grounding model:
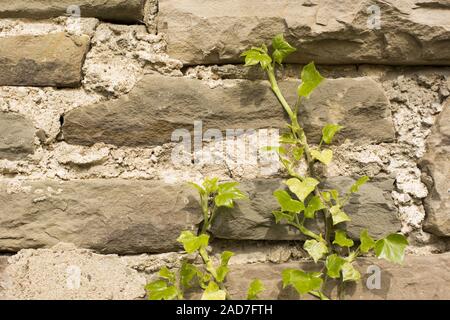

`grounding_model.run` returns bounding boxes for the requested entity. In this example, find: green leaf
[159,267,176,283]
[325,254,346,279]
[272,34,296,65]
[203,177,219,194]
[330,189,339,201]
[274,190,305,213]
[180,262,201,288]
[350,176,370,193]
[241,48,272,70]
[279,132,297,144]
[310,291,330,300]
[216,251,234,283]
[333,230,354,248]
[247,279,265,300]
[272,210,296,224]
[145,280,179,300]
[261,146,287,155]
[215,182,247,208]
[375,234,408,264]
[293,146,304,161]
[177,231,209,254]
[298,62,325,98]
[285,177,319,202]
[341,262,361,282]
[188,182,206,195]
[310,149,333,165]
[303,239,328,263]
[282,269,323,295]
[201,282,227,300]
[322,124,343,145]
[304,196,325,219]
[330,205,351,225]
[360,229,376,253]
